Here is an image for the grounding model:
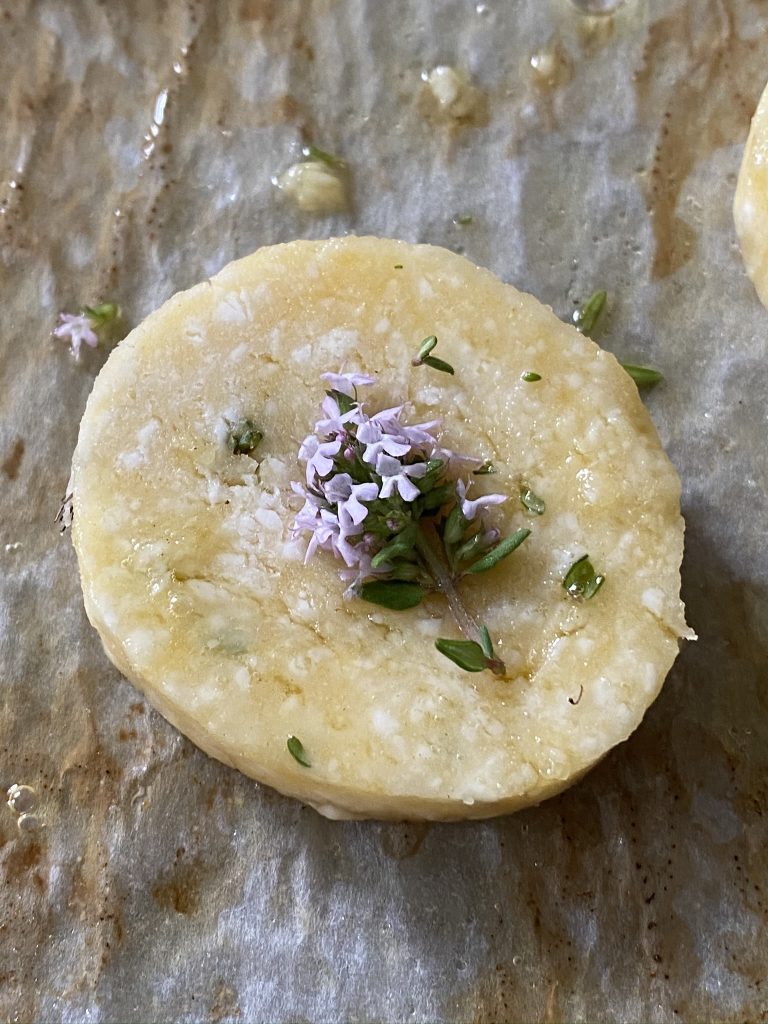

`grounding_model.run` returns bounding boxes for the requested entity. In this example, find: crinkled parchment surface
[1,1,768,1021]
